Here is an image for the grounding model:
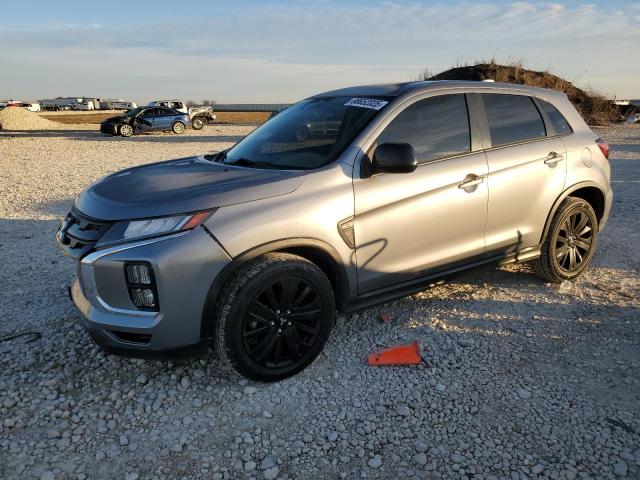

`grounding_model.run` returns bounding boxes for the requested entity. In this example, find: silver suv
[56,81,612,381]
